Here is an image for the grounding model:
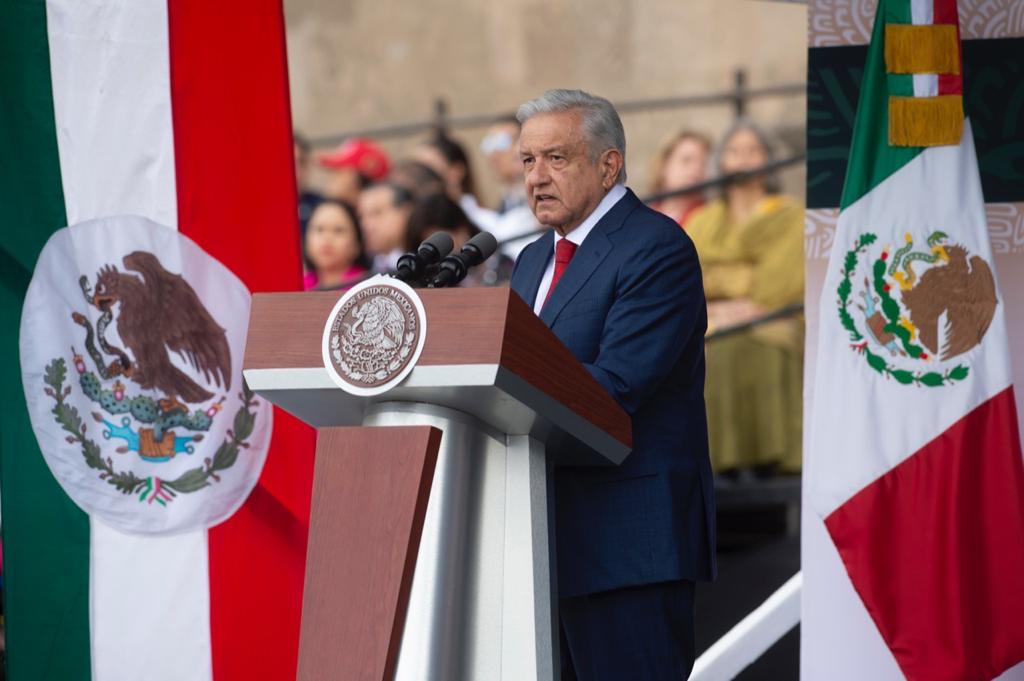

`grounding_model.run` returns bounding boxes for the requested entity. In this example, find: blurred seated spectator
[358,181,414,273]
[405,193,513,287]
[413,133,500,234]
[687,119,804,476]
[411,130,540,260]
[491,204,543,262]
[302,199,370,291]
[390,159,448,199]
[318,137,390,205]
[294,132,323,245]
[480,116,527,214]
[650,130,711,229]
[477,116,542,260]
